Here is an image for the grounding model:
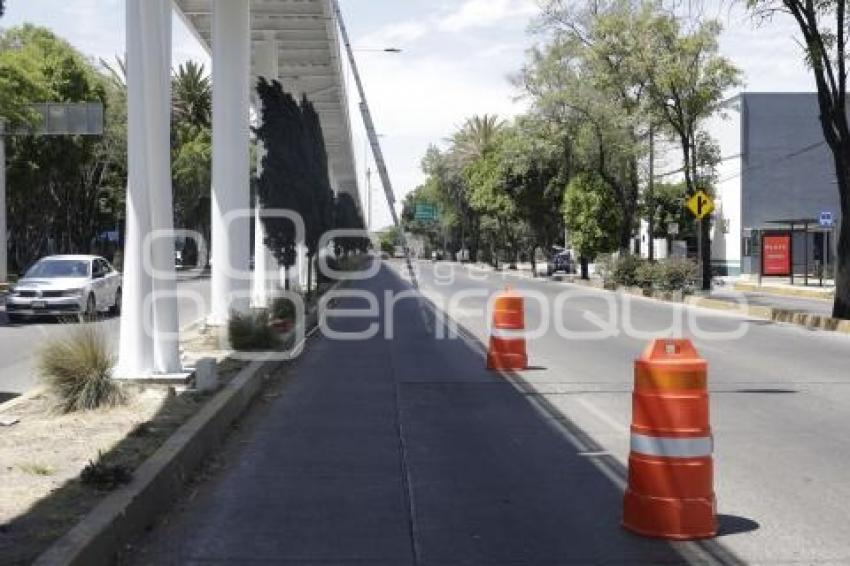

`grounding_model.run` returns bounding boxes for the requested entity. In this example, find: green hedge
[599,255,699,293]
